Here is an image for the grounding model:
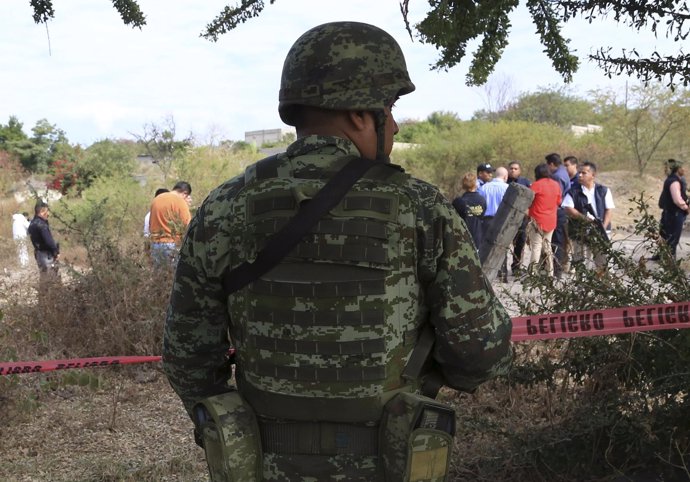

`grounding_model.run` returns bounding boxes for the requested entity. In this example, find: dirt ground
[0,368,209,482]
[0,170,679,481]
